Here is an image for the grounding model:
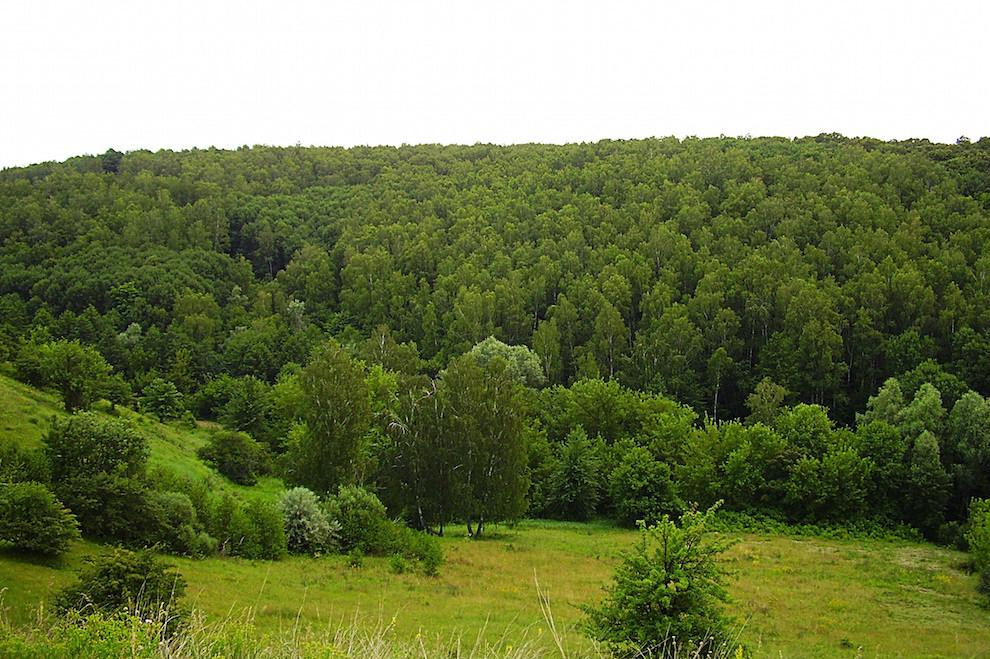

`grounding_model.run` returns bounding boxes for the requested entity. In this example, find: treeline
[1,136,990,425]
